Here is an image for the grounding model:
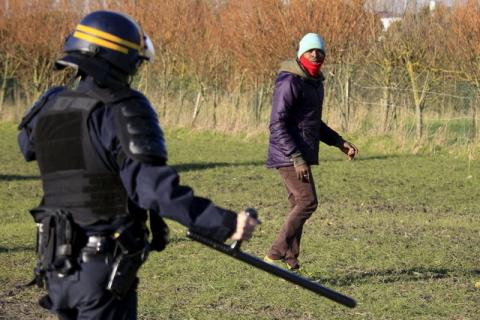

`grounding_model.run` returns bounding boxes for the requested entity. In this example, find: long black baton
[186,211,357,308]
